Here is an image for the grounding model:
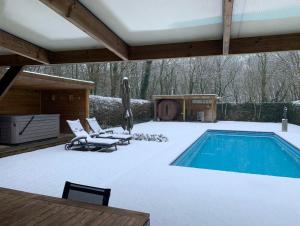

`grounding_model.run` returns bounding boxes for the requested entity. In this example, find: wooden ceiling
[0,0,299,66]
